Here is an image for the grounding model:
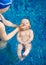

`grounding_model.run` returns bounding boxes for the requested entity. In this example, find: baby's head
[20,19,31,31]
